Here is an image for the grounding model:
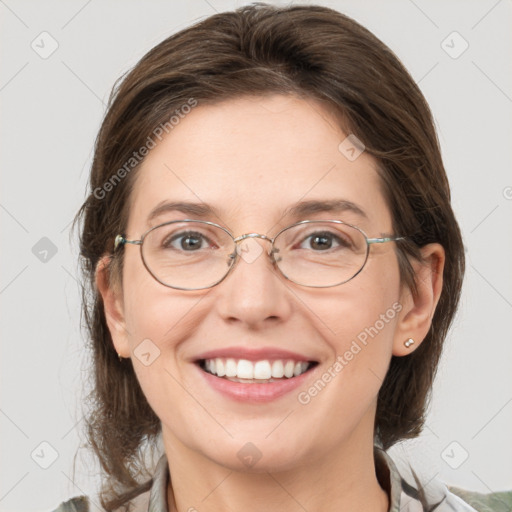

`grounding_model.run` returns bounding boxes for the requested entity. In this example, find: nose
[214,235,293,327]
